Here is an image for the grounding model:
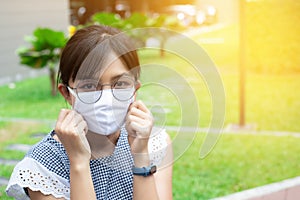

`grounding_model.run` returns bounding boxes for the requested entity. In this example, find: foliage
[91,12,182,51]
[16,27,68,95]
[91,12,123,29]
[17,27,67,69]
[91,12,182,30]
